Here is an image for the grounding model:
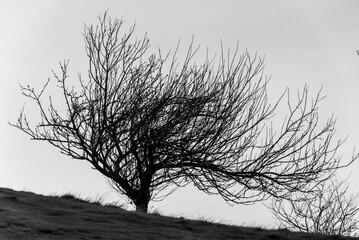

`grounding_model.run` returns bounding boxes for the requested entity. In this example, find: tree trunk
[135,197,149,213]
[133,187,151,213]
